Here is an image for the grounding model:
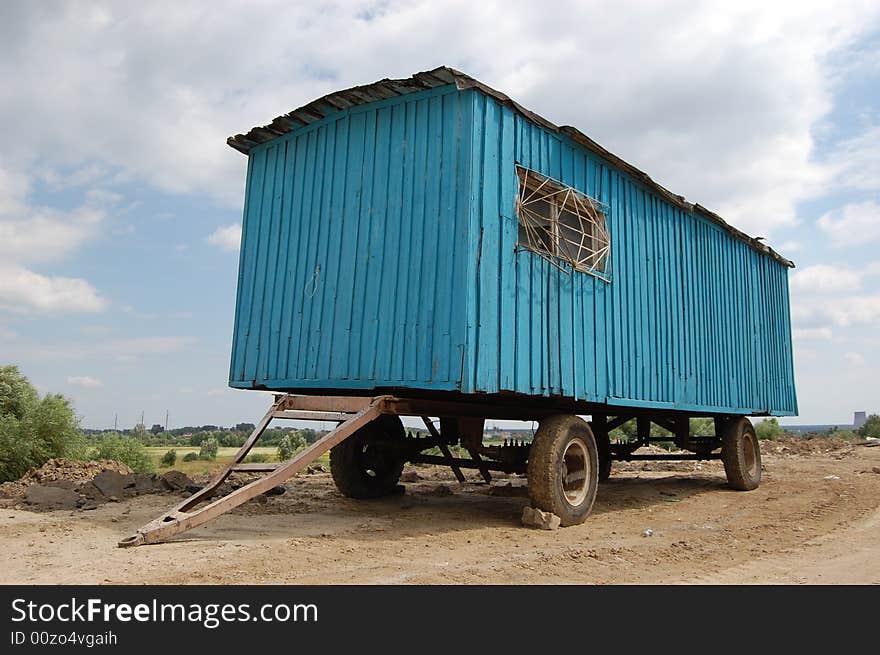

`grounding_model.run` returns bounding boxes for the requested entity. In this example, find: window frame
[514,165,611,282]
